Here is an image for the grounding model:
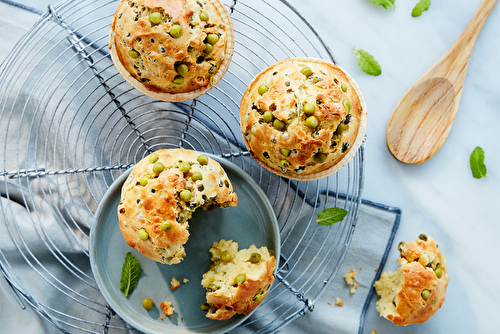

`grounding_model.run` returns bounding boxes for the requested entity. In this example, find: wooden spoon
[386,0,498,164]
